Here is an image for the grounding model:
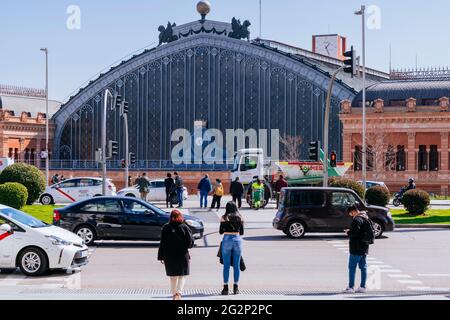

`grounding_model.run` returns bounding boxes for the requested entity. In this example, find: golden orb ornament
[197,1,211,19]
